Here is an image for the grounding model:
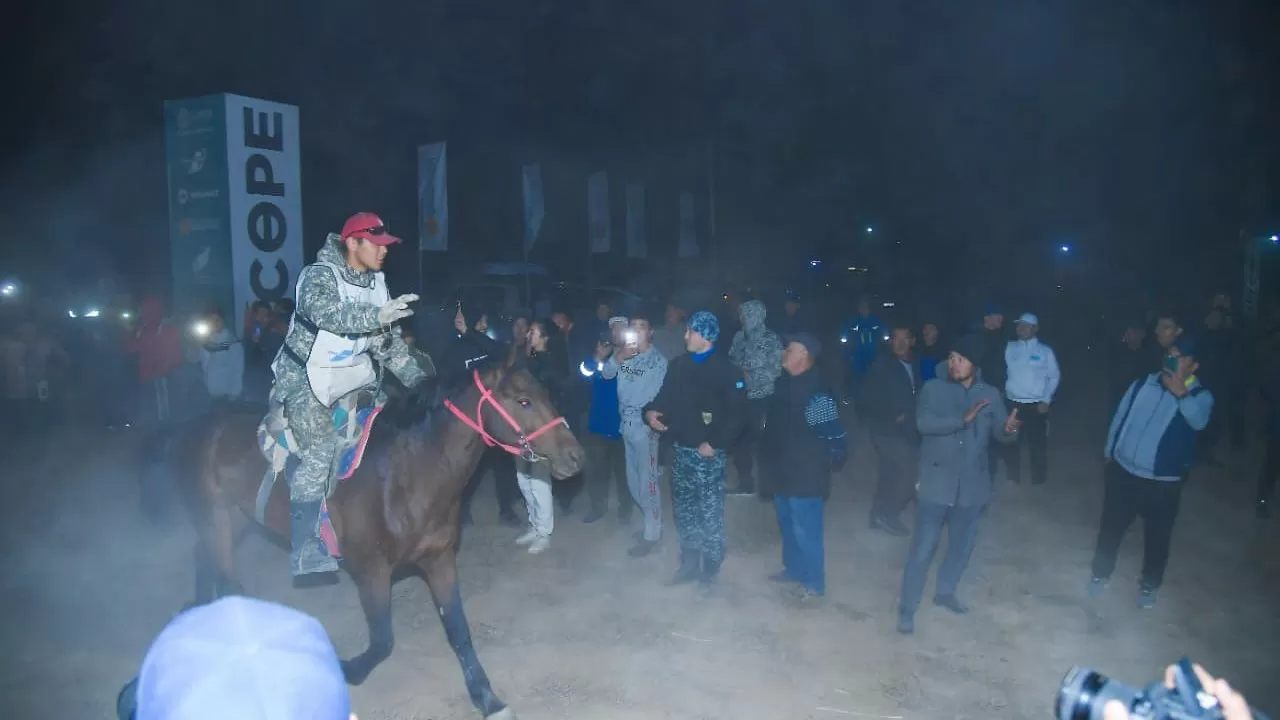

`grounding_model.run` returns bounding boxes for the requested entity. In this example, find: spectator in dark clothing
[897,334,1020,635]
[1089,336,1213,609]
[1259,350,1280,518]
[977,303,1009,483]
[864,320,922,537]
[579,318,631,524]
[777,291,813,335]
[1198,305,1244,462]
[551,309,592,513]
[646,311,748,586]
[450,308,520,527]
[761,332,842,599]
[918,321,946,386]
[1109,318,1152,408]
